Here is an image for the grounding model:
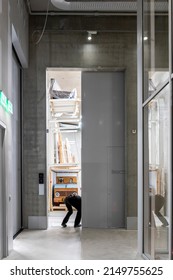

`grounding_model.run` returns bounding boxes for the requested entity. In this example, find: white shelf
[49,163,79,167]
[50,165,81,173]
[49,98,81,120]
